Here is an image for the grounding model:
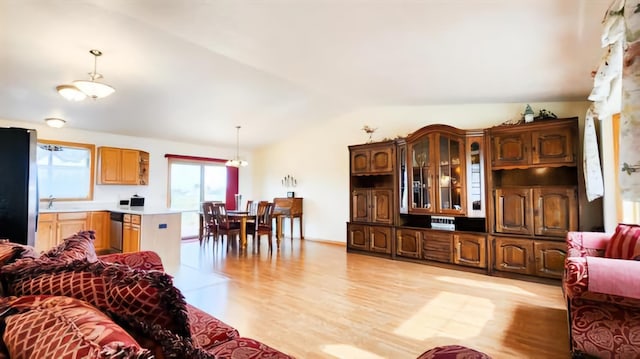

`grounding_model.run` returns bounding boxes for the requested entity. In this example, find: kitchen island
[38,205,182,274]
